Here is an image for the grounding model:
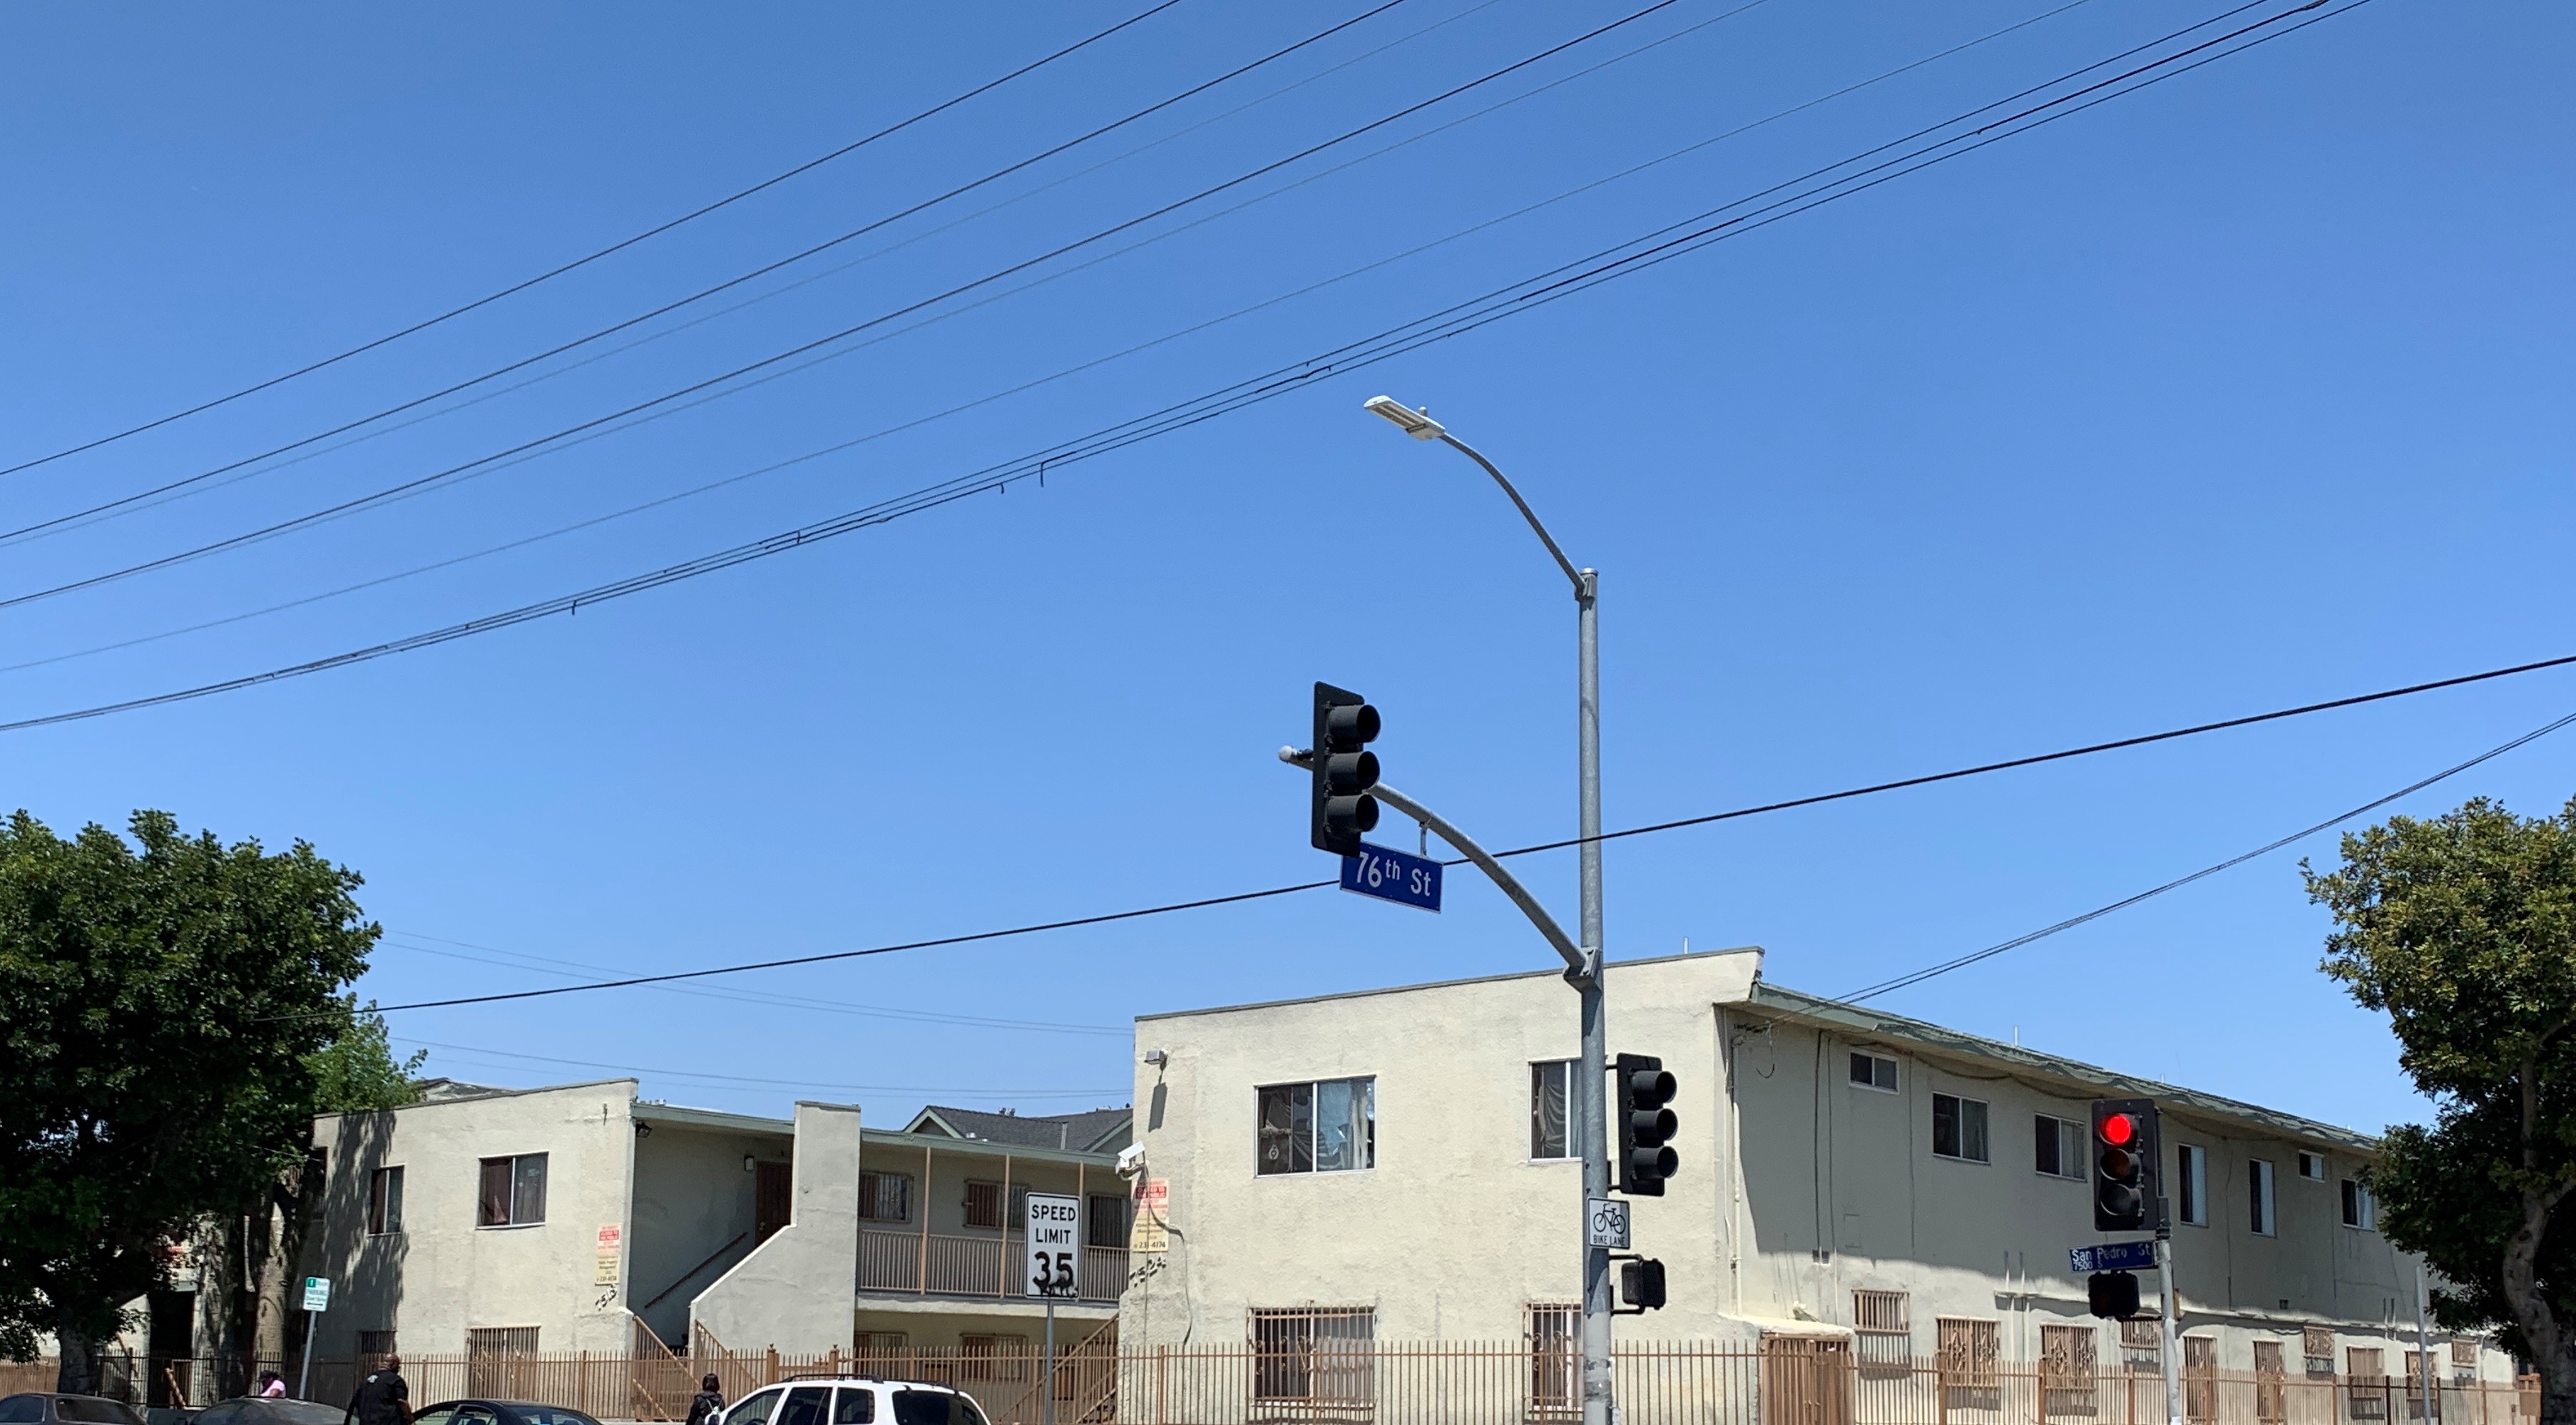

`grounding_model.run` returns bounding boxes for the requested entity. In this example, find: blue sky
[1,0,2567,1135]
